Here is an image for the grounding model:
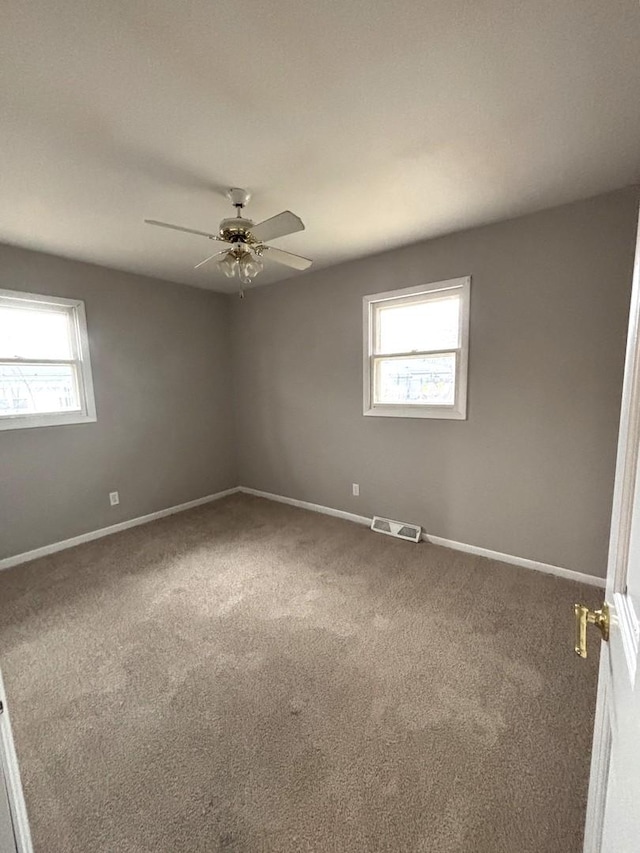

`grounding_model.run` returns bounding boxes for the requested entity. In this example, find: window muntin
[363,278,470,420]
[0,289,96,430]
